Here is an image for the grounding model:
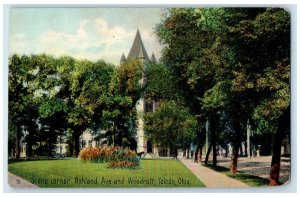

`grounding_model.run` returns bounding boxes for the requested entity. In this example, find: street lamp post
[247,120,251,158]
